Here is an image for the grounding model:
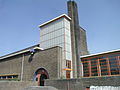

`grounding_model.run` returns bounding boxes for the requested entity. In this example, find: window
[66,60,71,69]
[0,74,18,80]
[66,52,72,60]
[65,44,71,53]
[82,52,120,77]
[83,61,90,77]
[66,71,70,79]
